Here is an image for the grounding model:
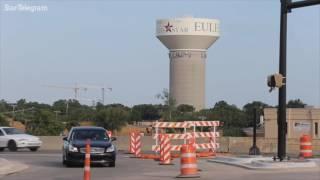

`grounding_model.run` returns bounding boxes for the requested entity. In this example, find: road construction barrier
[300,134,312,158]
[159,134,164,162]
[152,121,220,154]
[133,132,142,158]
[190,121,219,155]
[159,134,173,165]
[129,132,135,154]
[177,144,200,178]
[83,140,91,180]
